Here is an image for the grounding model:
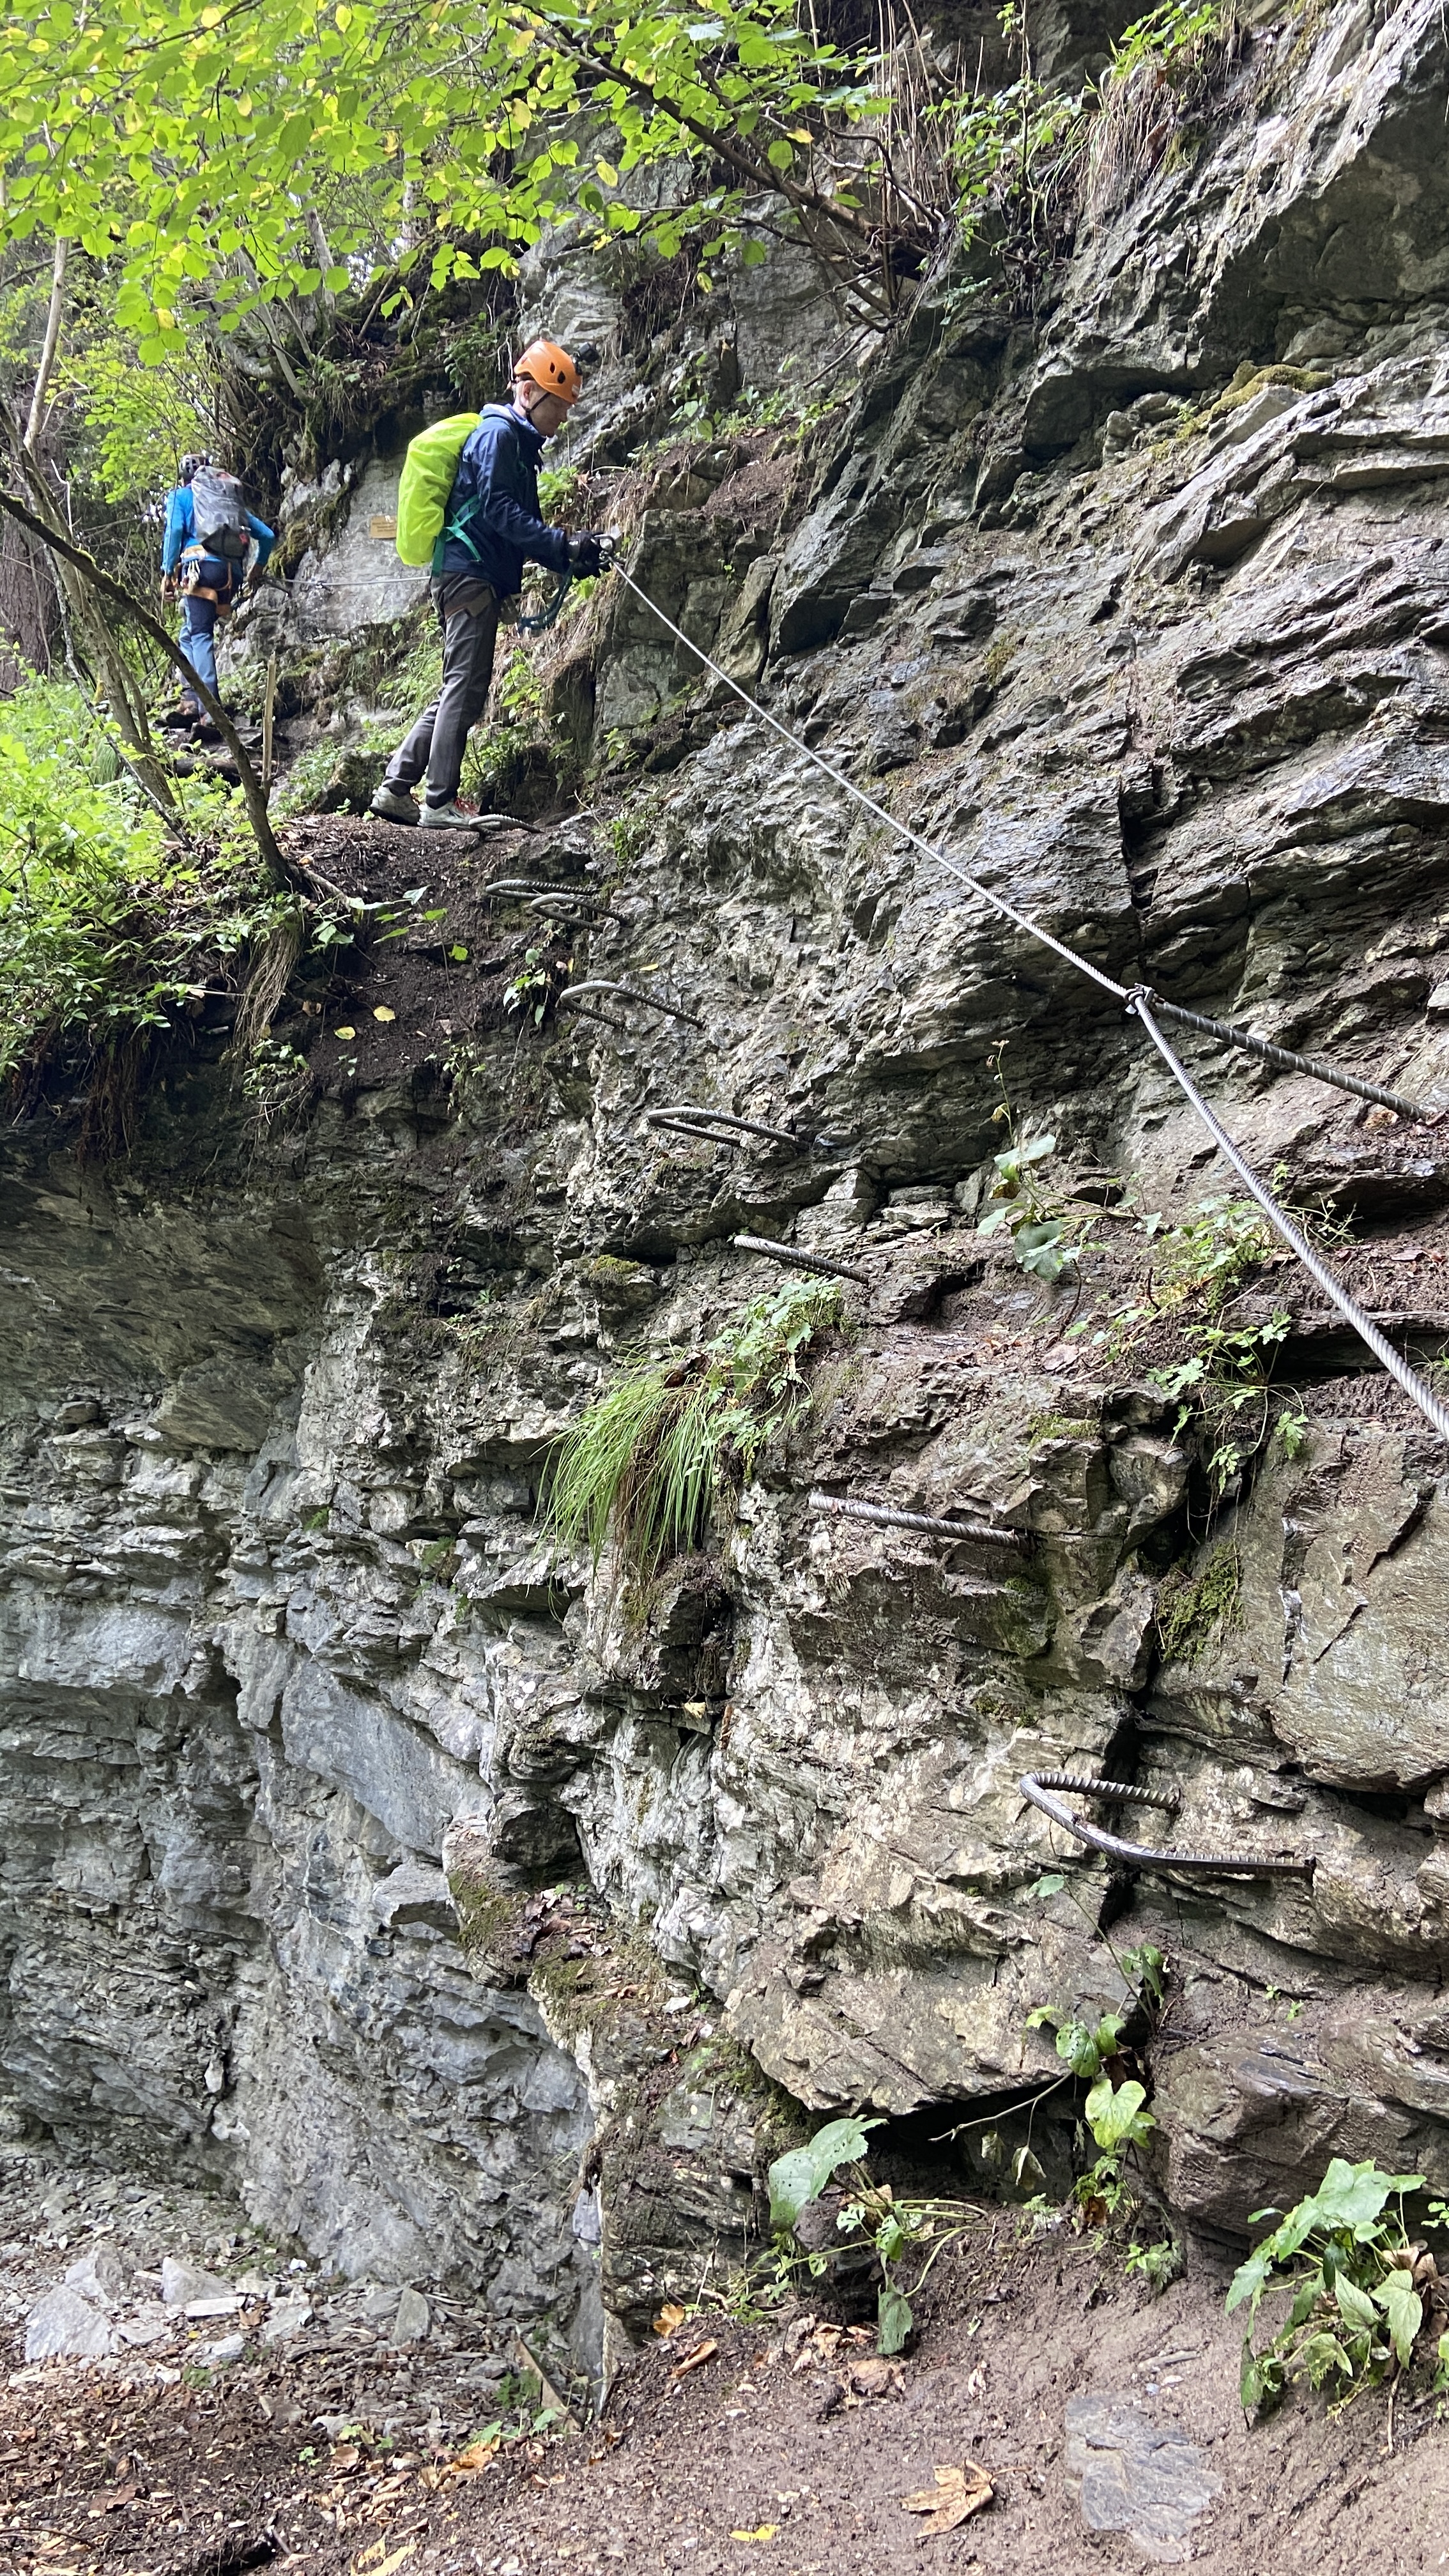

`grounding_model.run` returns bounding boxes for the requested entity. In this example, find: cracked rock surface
[6,0,1449,2382]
